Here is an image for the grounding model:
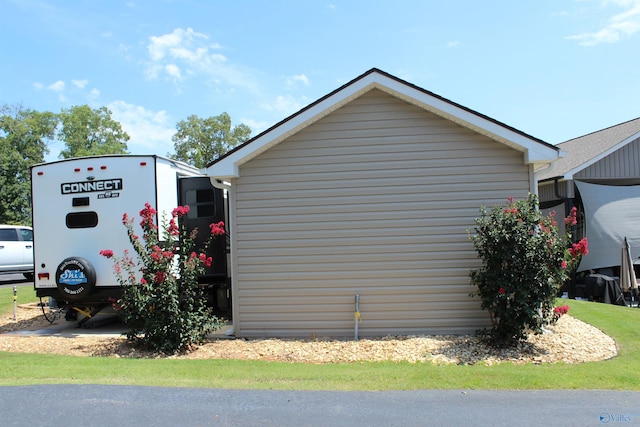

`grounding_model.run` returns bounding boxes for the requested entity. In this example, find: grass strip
[0,291,638,390]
